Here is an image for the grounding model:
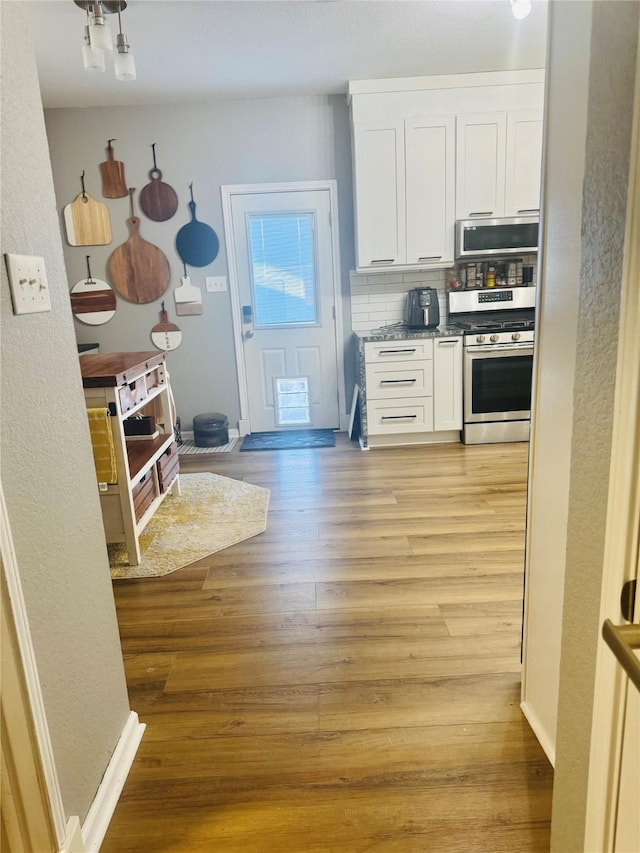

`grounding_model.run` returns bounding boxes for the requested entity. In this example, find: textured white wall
[44,95,355,430]
[551,2,638,848]
[0,2,131,822]
[521,1,591,761]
